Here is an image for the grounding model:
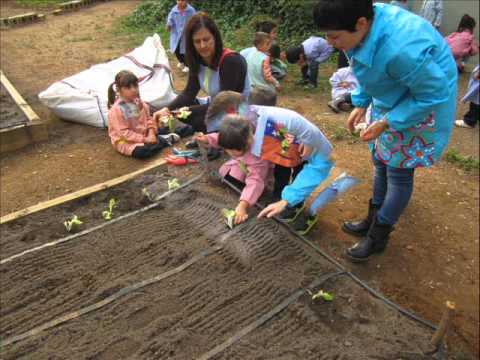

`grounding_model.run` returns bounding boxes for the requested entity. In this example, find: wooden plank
[0,122,48,154]
[0,70,40,123]
[6,12,37,21]
[0,158,168,224]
